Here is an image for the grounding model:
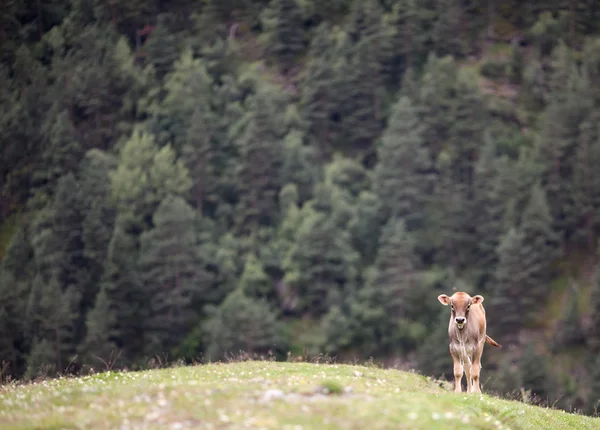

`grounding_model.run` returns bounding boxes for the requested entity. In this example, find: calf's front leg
[470,345,483,393]
[451,349,463,393]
